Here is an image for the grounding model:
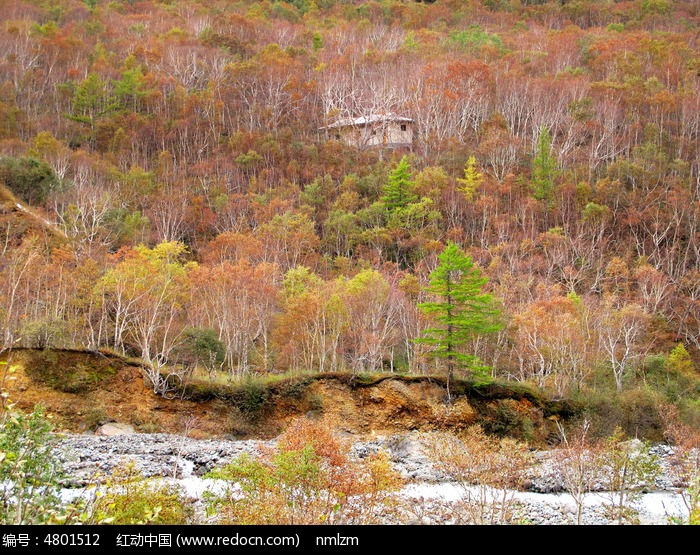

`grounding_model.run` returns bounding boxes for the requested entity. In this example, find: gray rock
[52,431,690,524]
[95,422,135,436]
[55,433,270,485]
[382,432,445,481]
